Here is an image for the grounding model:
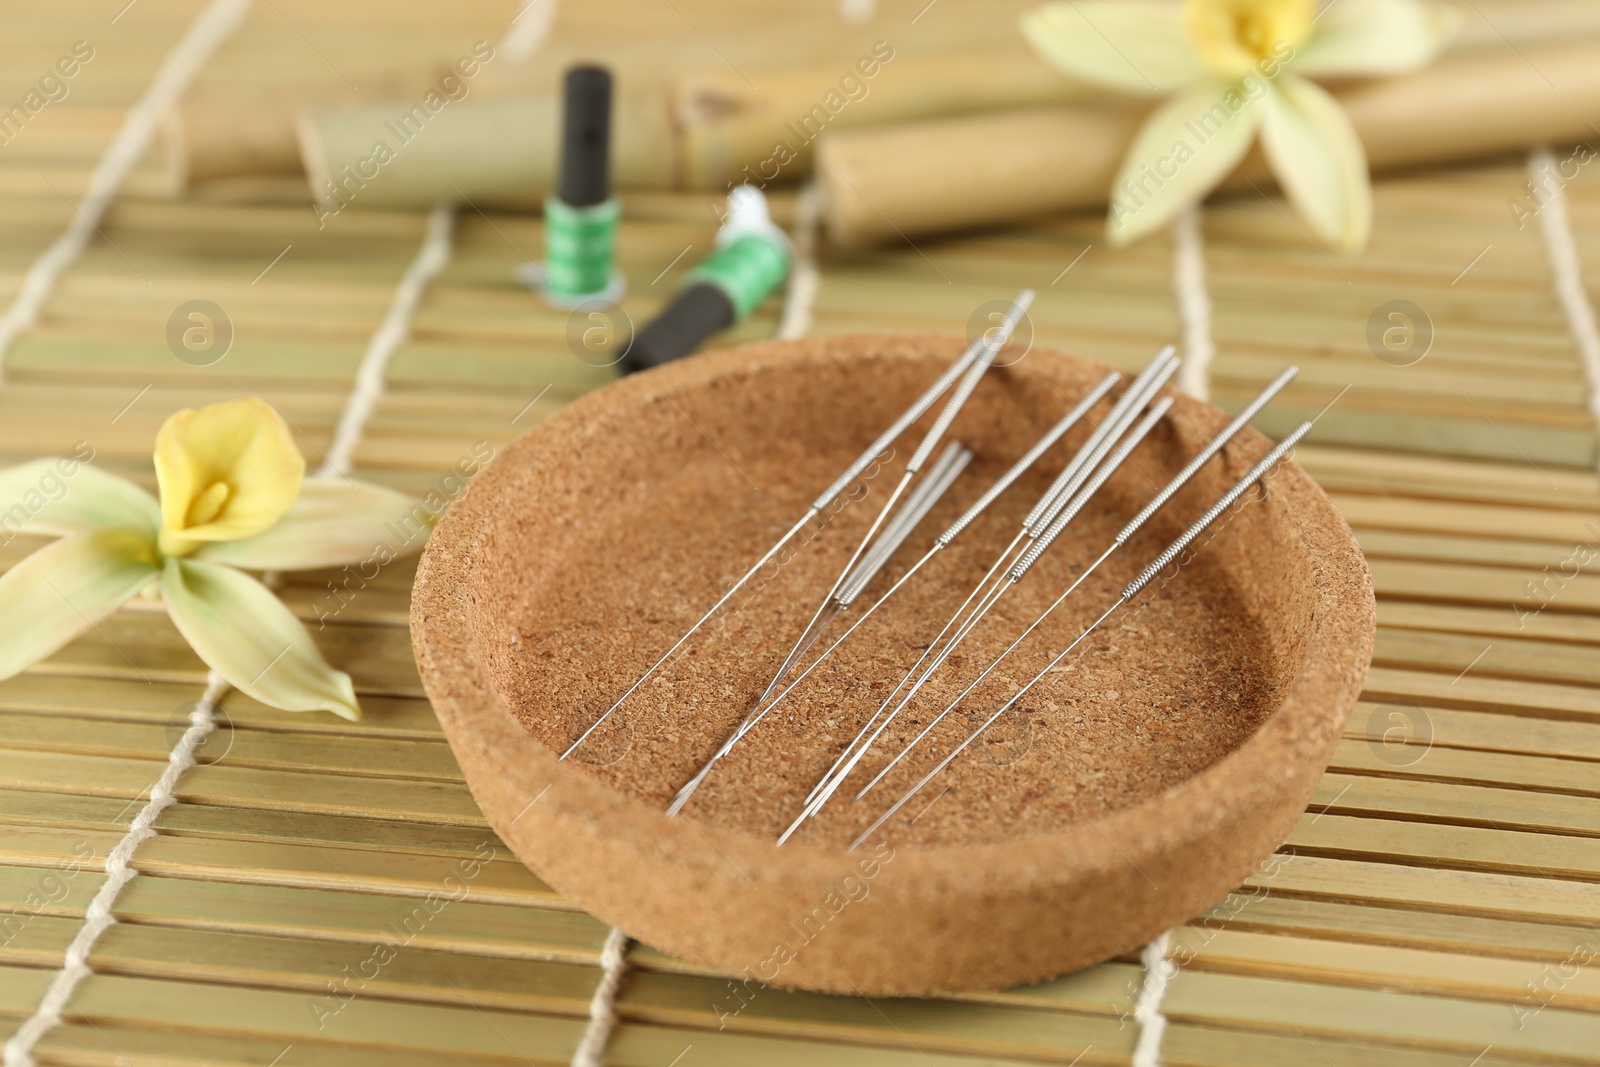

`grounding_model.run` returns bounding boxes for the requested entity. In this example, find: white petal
[1296,0,1460,77]
[1106,80,1263,246]
[1021,1,1205,95]
[1260,76,1371,251]
[195,477,431,571]
[0,528,159,680]
[0,459,160,539]
[162,558,360,720]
